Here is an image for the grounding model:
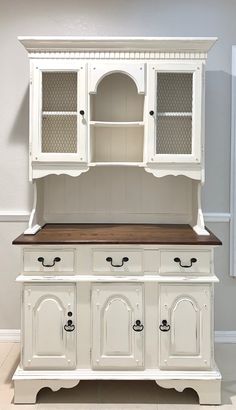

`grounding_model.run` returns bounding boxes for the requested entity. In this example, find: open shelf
[90,126,144,163]
[90,121,144,127]
[90,162,145,167]
[90,72,144,163]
